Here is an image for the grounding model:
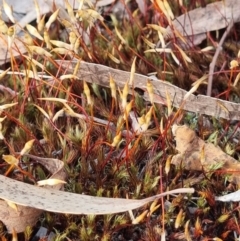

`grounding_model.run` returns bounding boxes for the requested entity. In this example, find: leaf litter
[0,0,240,239]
